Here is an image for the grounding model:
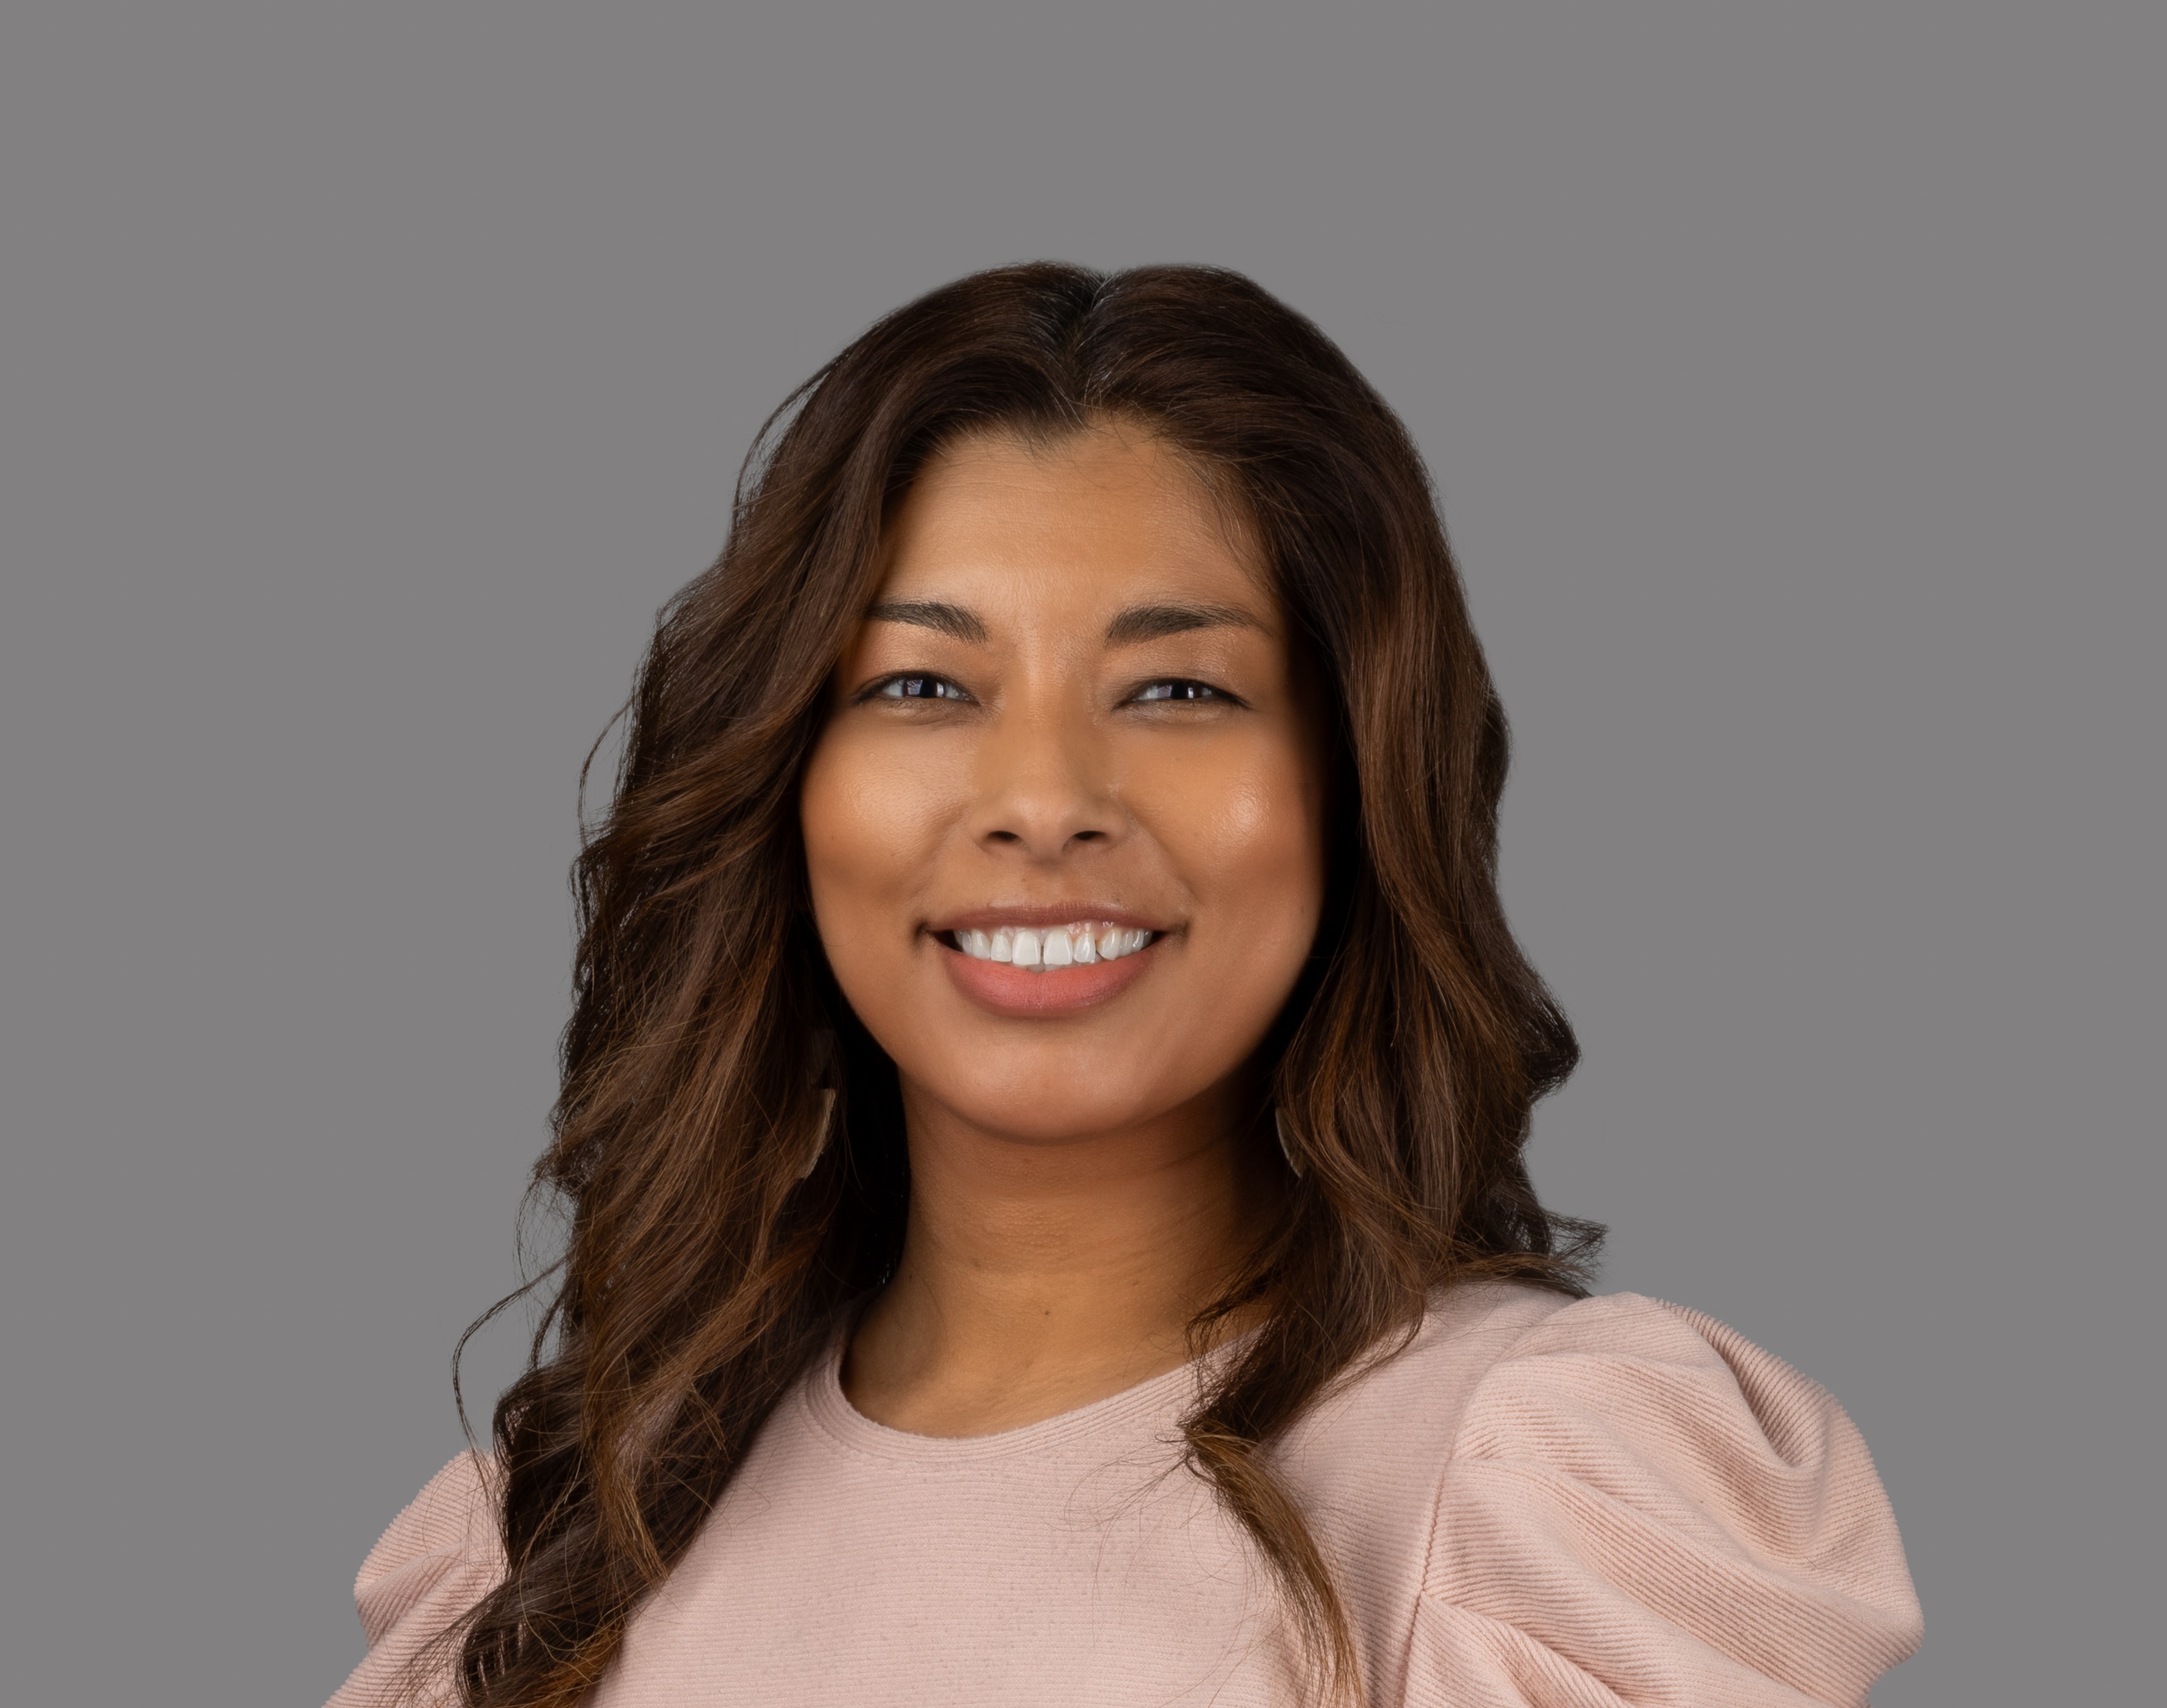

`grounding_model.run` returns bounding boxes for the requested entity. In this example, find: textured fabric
[326,1286,1920,1707]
